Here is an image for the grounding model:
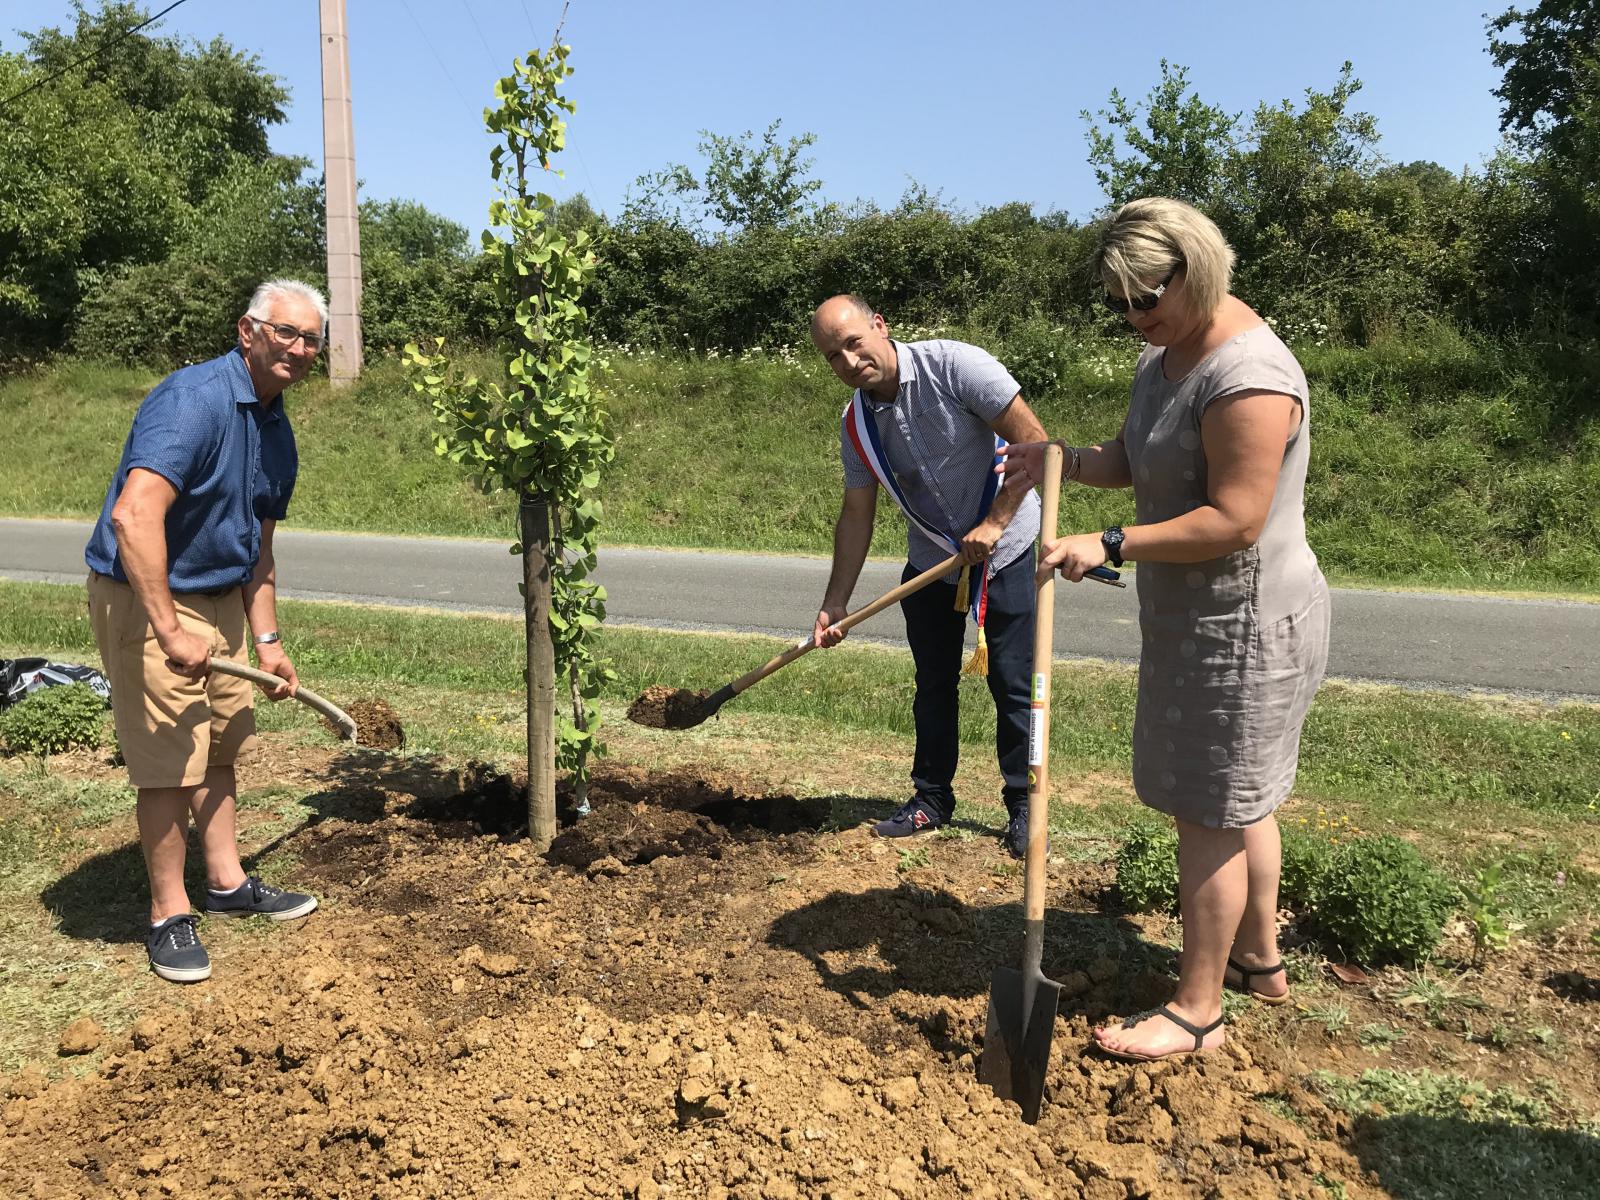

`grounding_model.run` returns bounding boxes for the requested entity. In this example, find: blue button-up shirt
[85,349,298,593]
